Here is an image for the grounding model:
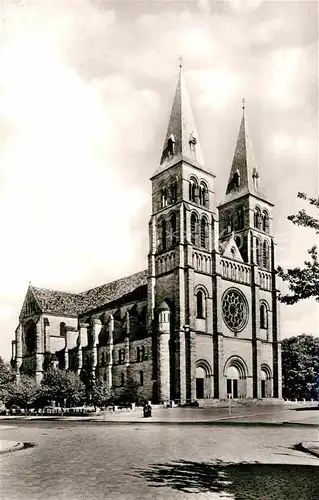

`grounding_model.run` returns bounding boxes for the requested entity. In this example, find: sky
[0,0,318,361]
